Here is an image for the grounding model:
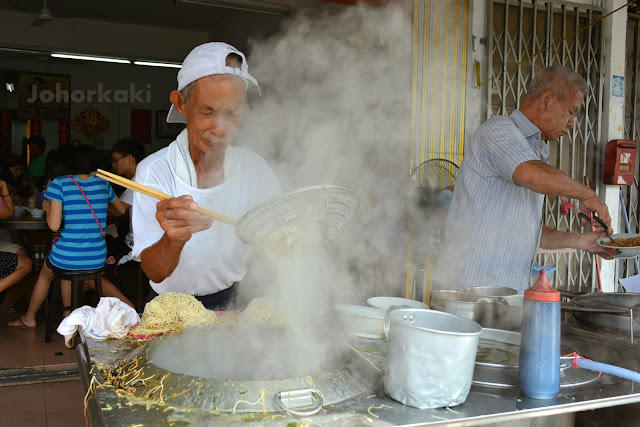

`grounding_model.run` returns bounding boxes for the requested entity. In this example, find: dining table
[0,214,52,271]
[0,214,52,310]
